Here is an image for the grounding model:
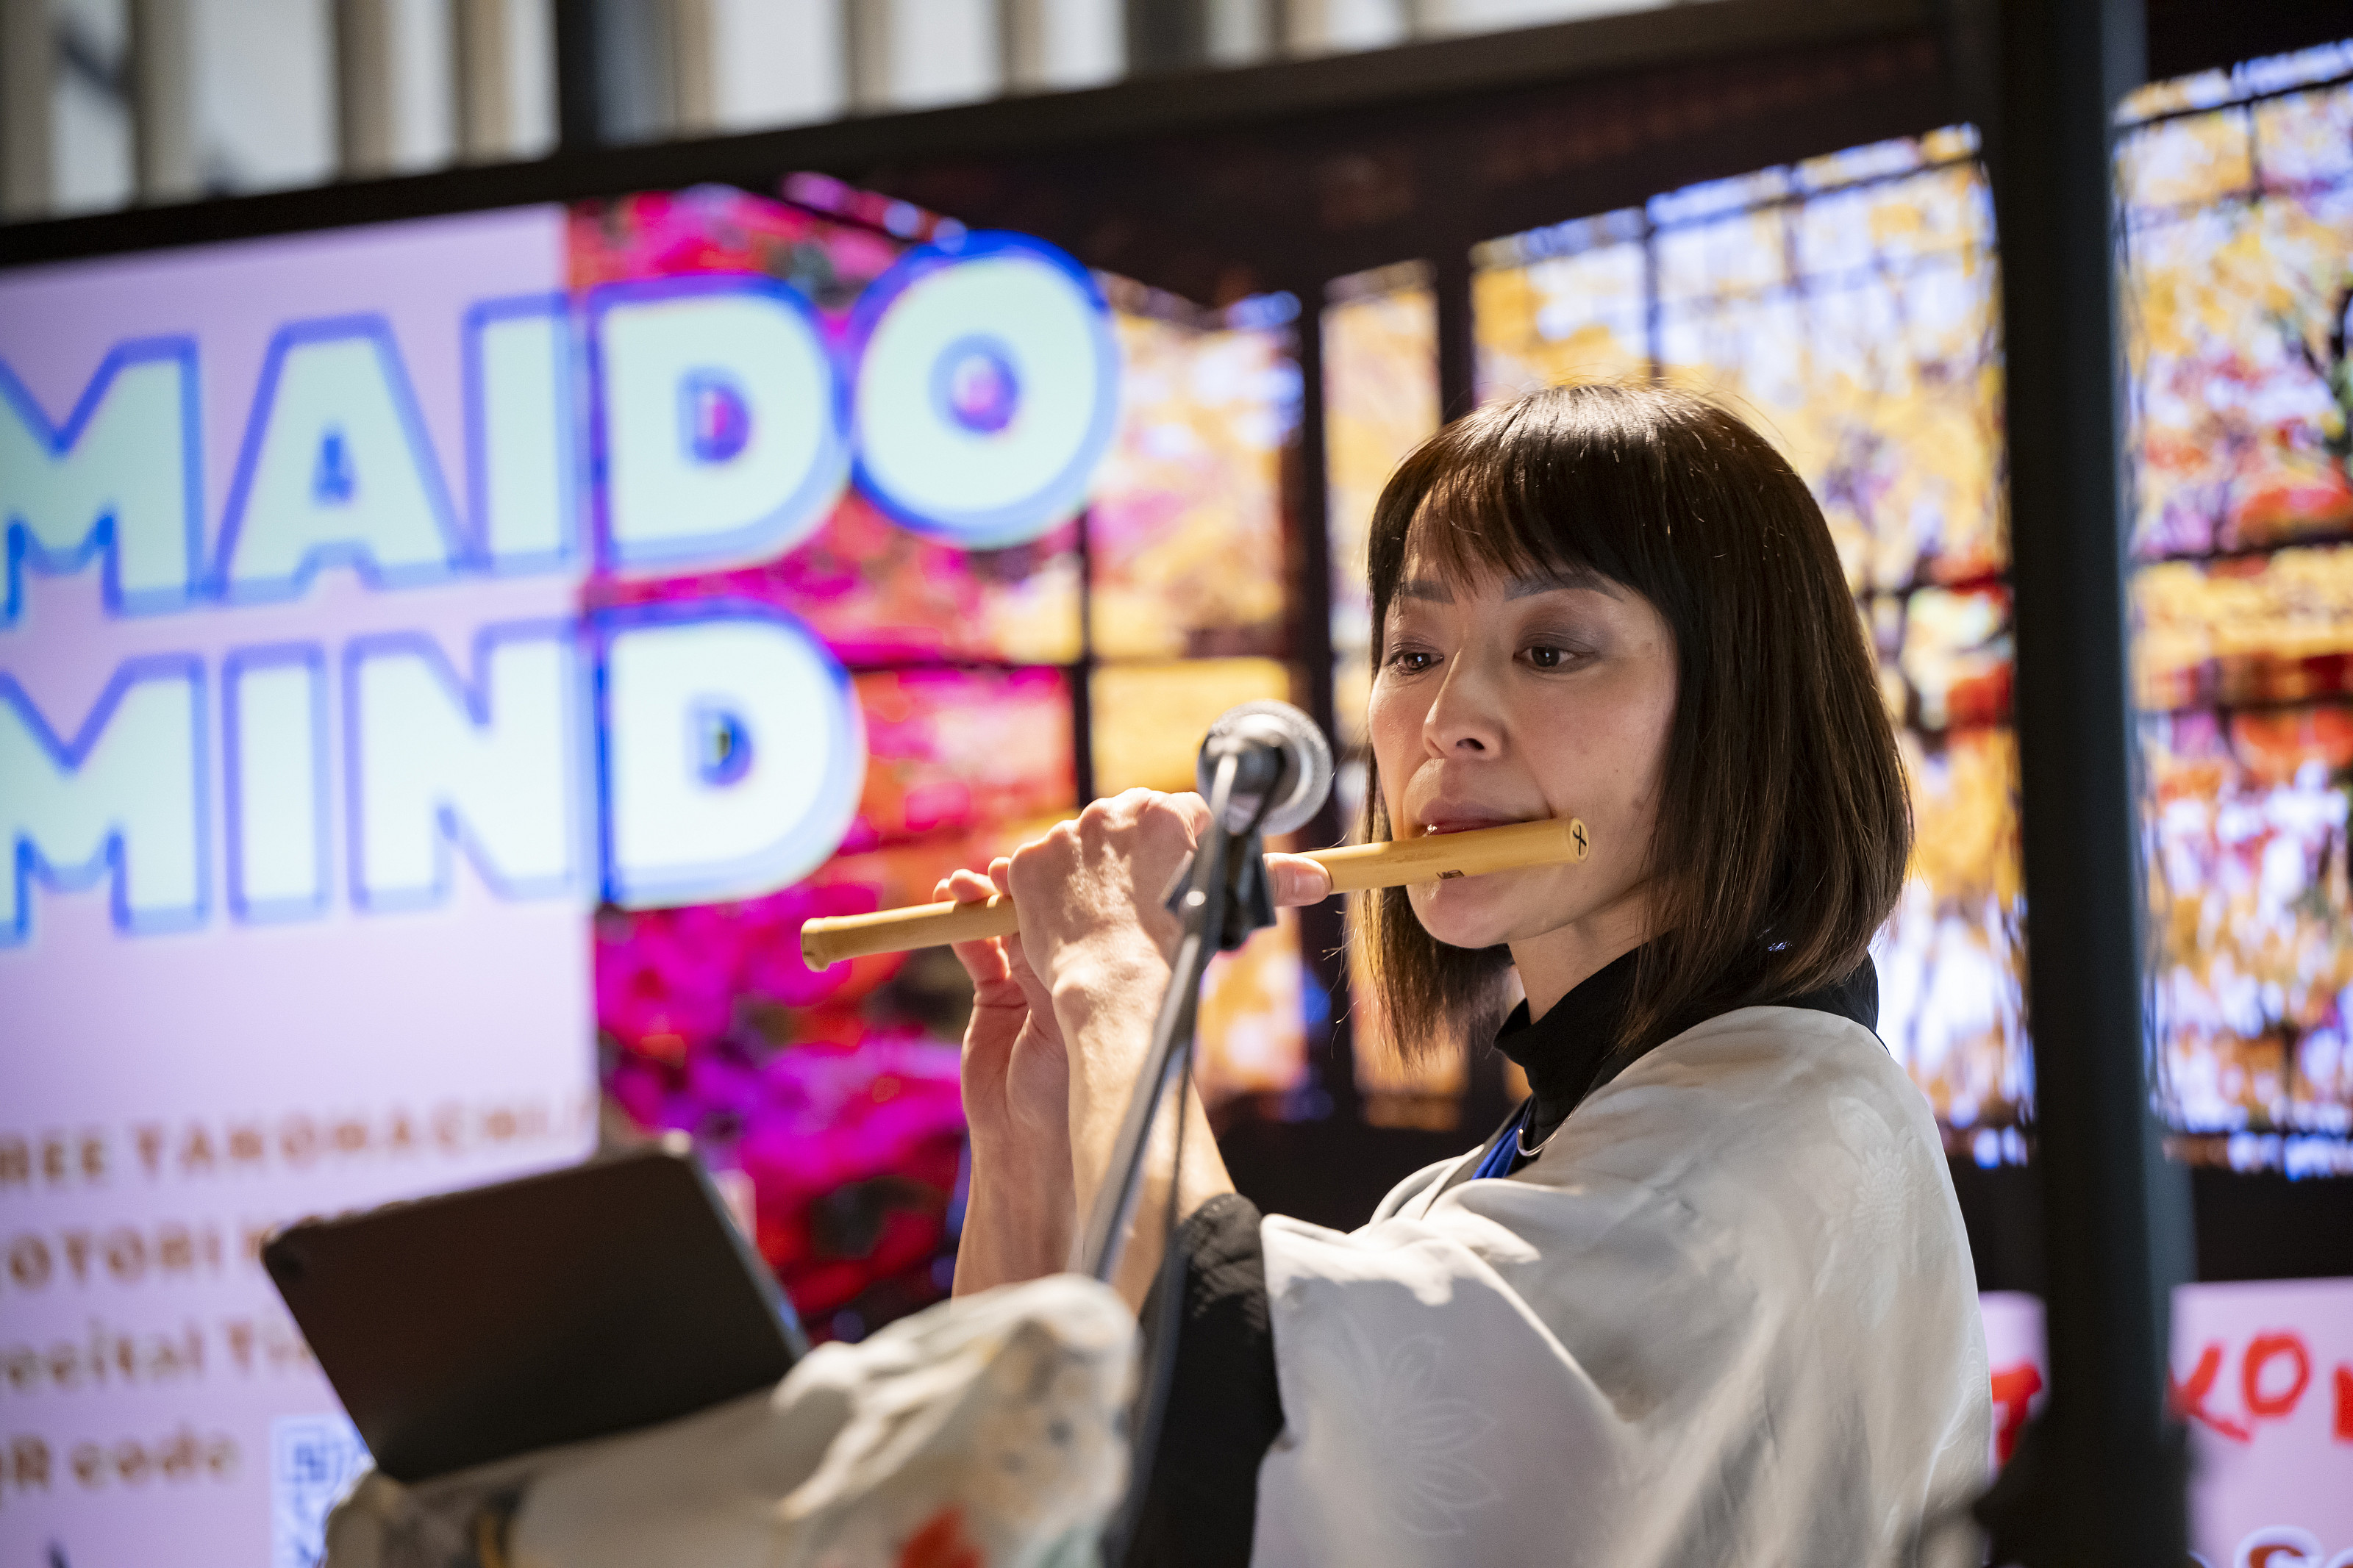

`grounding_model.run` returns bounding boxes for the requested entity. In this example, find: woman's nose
[1423,662,1505,756]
